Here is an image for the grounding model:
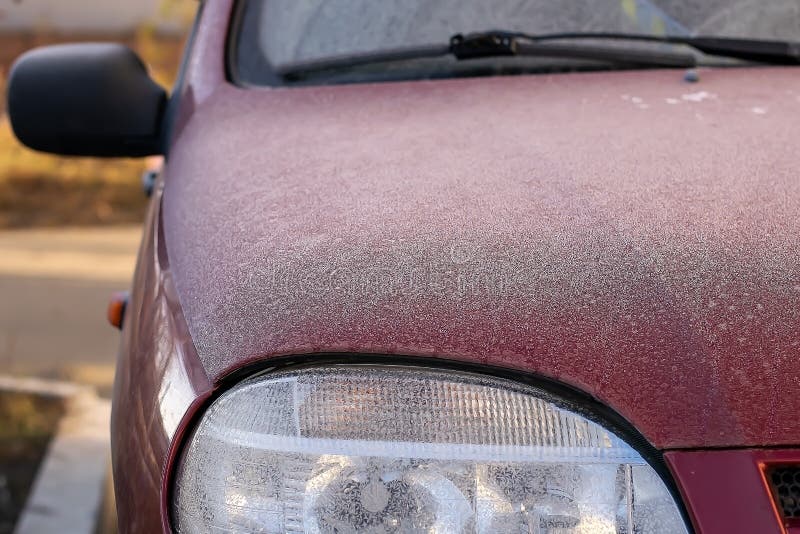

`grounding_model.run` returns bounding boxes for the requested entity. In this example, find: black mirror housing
[7,43,167,157]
